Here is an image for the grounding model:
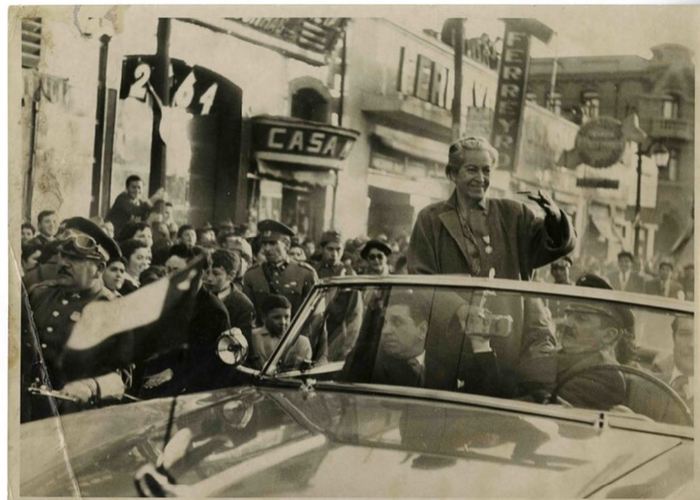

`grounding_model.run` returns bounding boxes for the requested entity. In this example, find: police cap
[361,239,393,259]
[258,219,295,243]
[320,230,343,247]
[60,217,122,263]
